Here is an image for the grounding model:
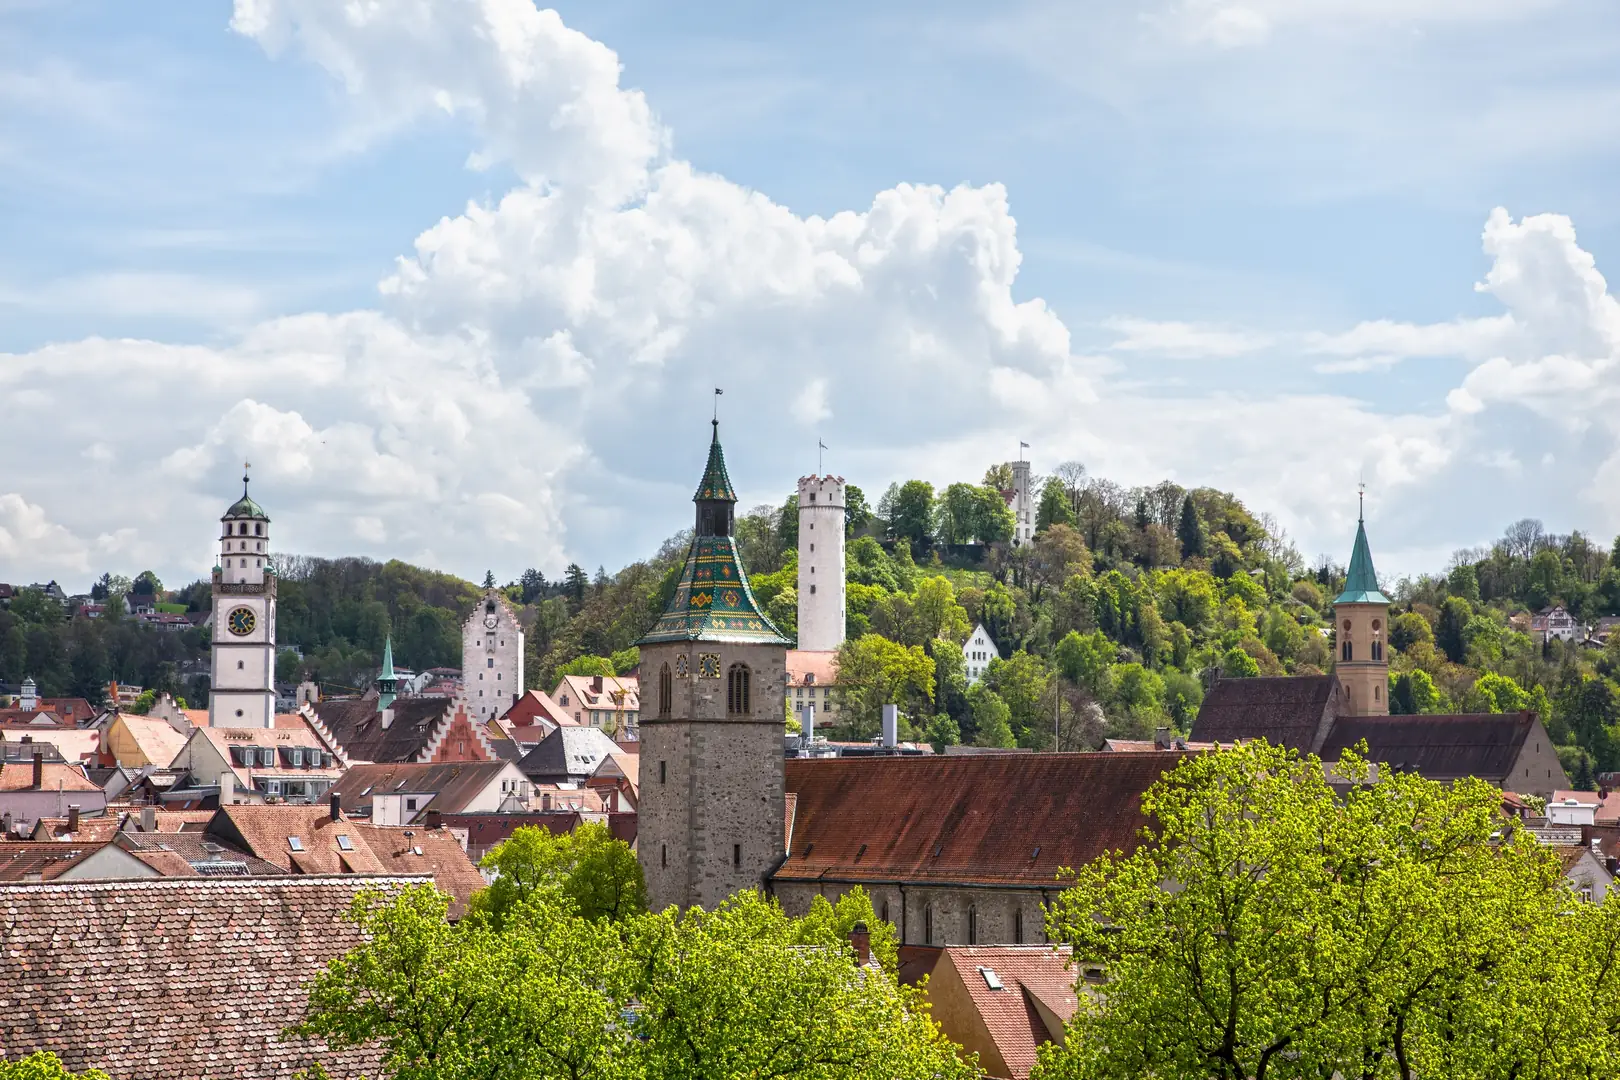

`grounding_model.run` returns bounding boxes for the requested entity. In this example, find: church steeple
[1333,489,1390,716]
[377,635,398,709]
[693,420,738,537]
[1335,489,1389,605]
